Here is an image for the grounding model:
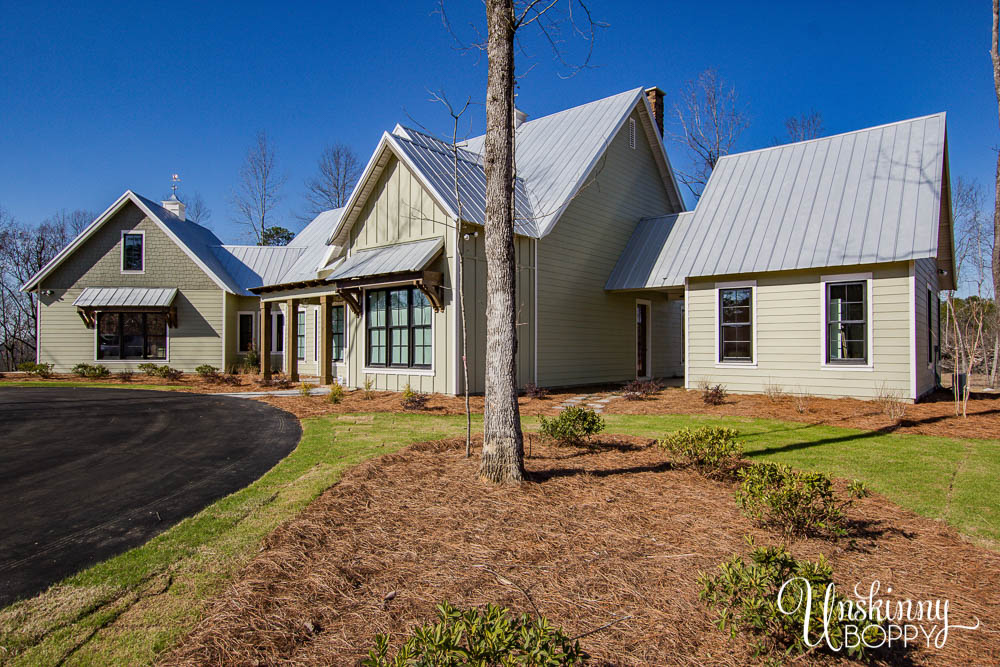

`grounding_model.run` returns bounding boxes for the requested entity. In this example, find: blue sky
[0,1,994,243]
